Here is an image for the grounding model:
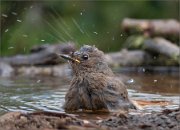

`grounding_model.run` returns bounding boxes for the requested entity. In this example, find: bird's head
[60,45,112,76]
